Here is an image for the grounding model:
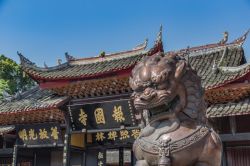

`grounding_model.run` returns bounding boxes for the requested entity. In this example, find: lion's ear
[175,61,186,80]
